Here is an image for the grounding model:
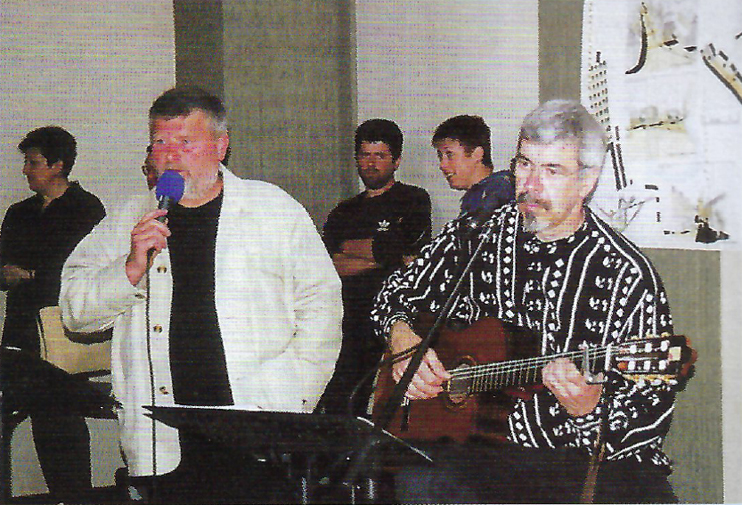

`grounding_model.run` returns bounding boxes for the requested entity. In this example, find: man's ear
[217,132,230,160]
[393,155,401,171]
[579,166,601,200]
[49,160,66,177]
[471,146,485,163]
